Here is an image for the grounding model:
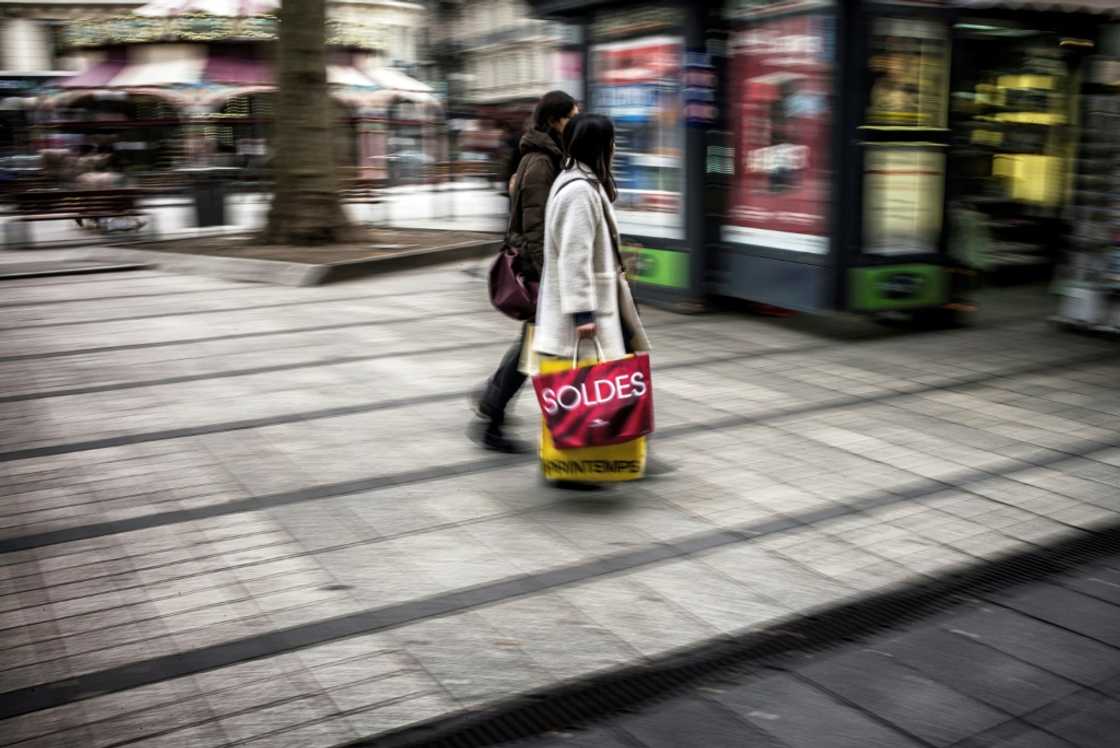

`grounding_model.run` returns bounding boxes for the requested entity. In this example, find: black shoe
[469,389,488,420]
[469,420,527,454]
